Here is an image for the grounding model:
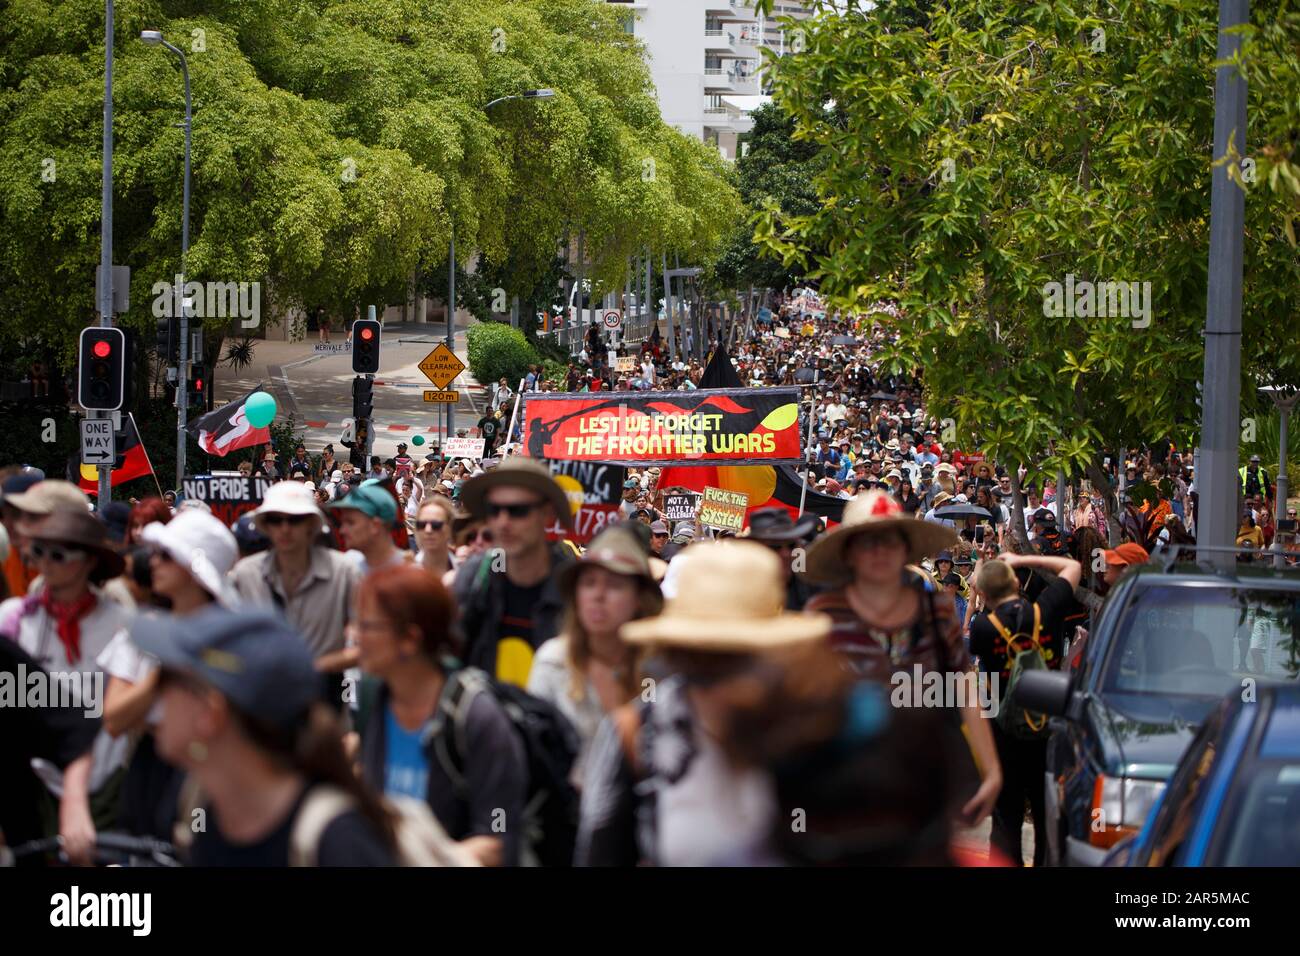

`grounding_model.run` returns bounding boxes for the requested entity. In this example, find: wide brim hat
[740,506,821,544]
[973,462,994,479]
[141,510,240,608]
[557,527,660,600]
[620,541,830,650]
[28,509,125,581]
[460,456,574,530]
[251,481,325,533]
[801,491,960,586]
